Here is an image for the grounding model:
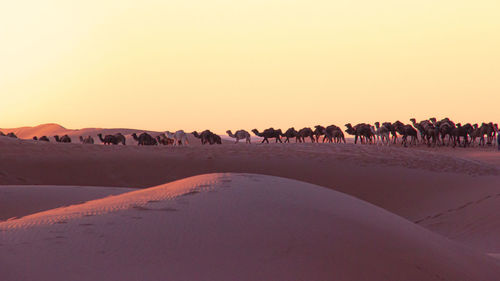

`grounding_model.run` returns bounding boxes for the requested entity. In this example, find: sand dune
[0,136,499,252]
[0,123,70,138]
[2,173,499,281]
